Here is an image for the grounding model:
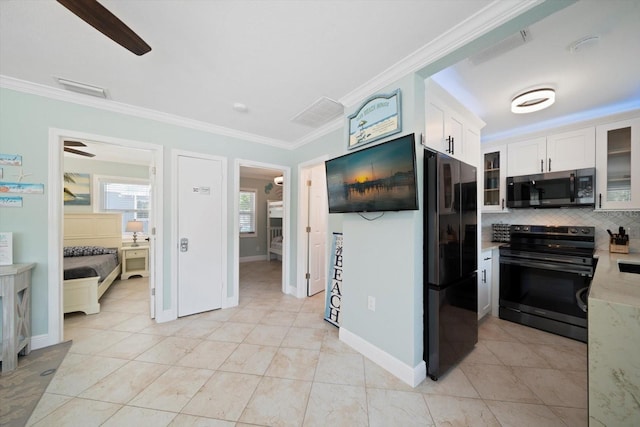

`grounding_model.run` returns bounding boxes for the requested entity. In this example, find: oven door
[499,255,592,326]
